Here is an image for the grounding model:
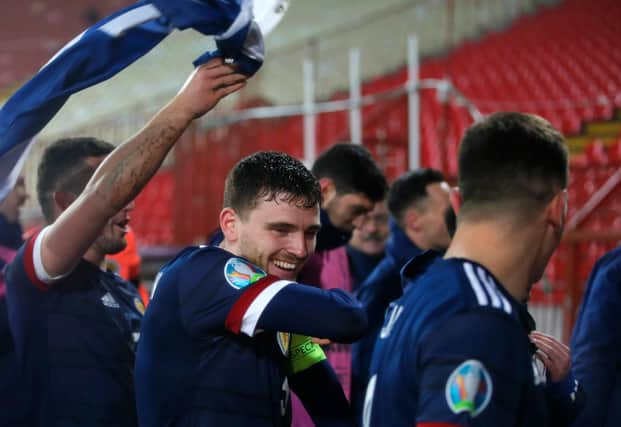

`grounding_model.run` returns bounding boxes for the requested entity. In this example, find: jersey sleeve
[9,226,69,292]
[253,284,367,342]
[545,372,585,427]
[176,248,367,342]
[415,309,529,427]
[289,358,353,427]
[4,237,49,365]
[174,249,285,337]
